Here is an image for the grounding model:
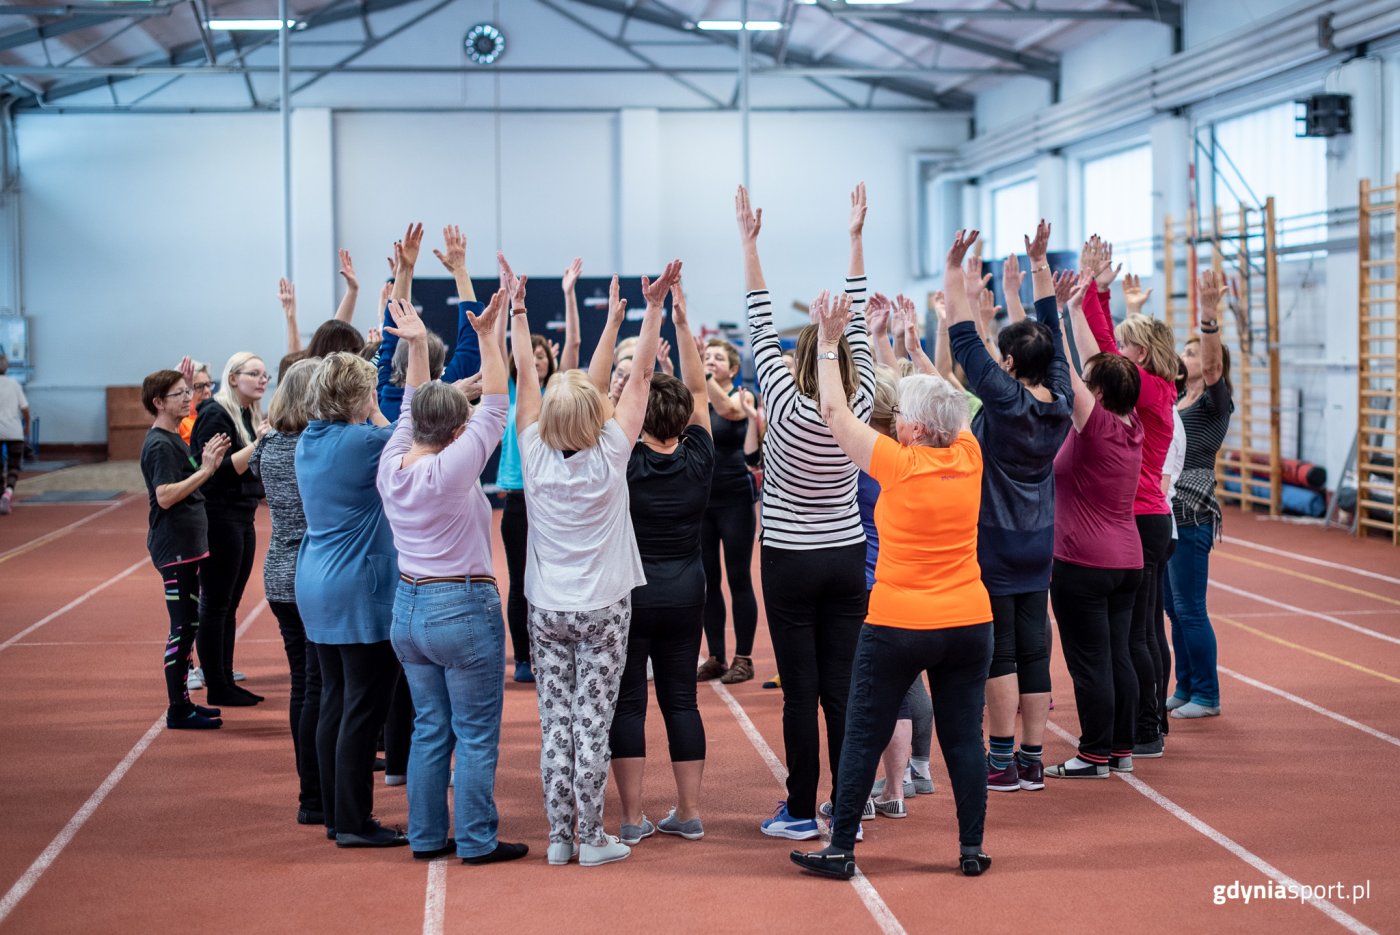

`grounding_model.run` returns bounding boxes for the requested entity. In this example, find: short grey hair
[410,380,472,449]
[390,332,447,386]
[897,374,967,448]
